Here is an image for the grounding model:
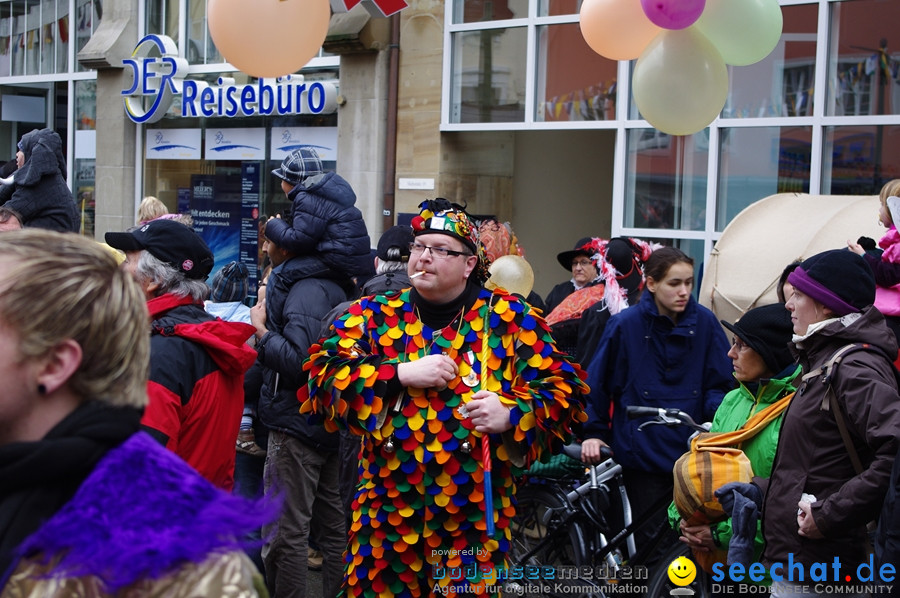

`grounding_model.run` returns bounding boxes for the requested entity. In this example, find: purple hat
[787,249,874,316]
